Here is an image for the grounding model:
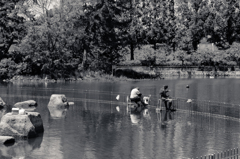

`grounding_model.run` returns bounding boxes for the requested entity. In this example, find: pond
[0,77,240,159]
